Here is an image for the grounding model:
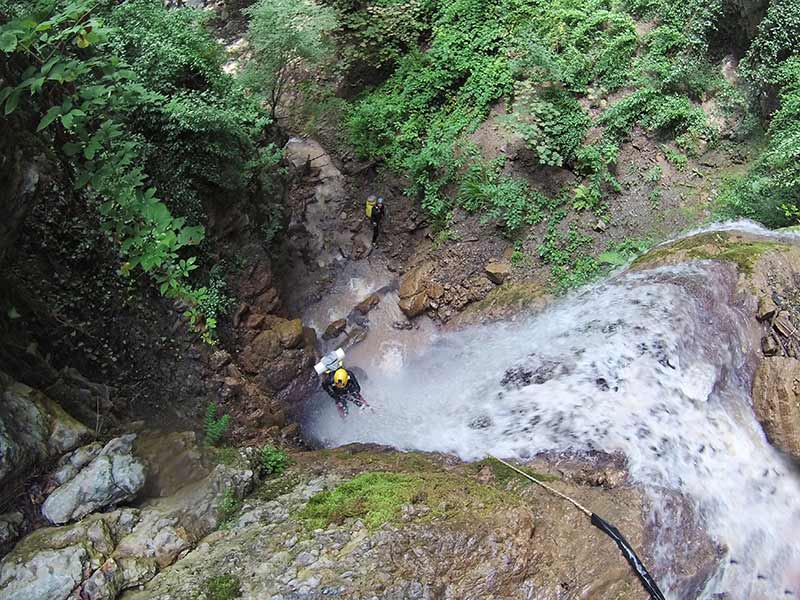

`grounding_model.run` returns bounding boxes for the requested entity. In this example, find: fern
[260,445,289,476]
[204,403,231,446]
